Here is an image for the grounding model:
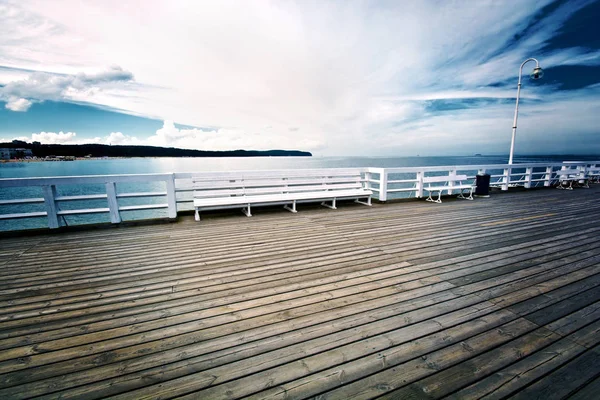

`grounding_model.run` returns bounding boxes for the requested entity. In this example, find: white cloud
[105,131,145,146]
[11,120,326,151]
[30,131,78,144]
[5,97,32,111]
[1,0,599,155]
[0,66,134,108]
